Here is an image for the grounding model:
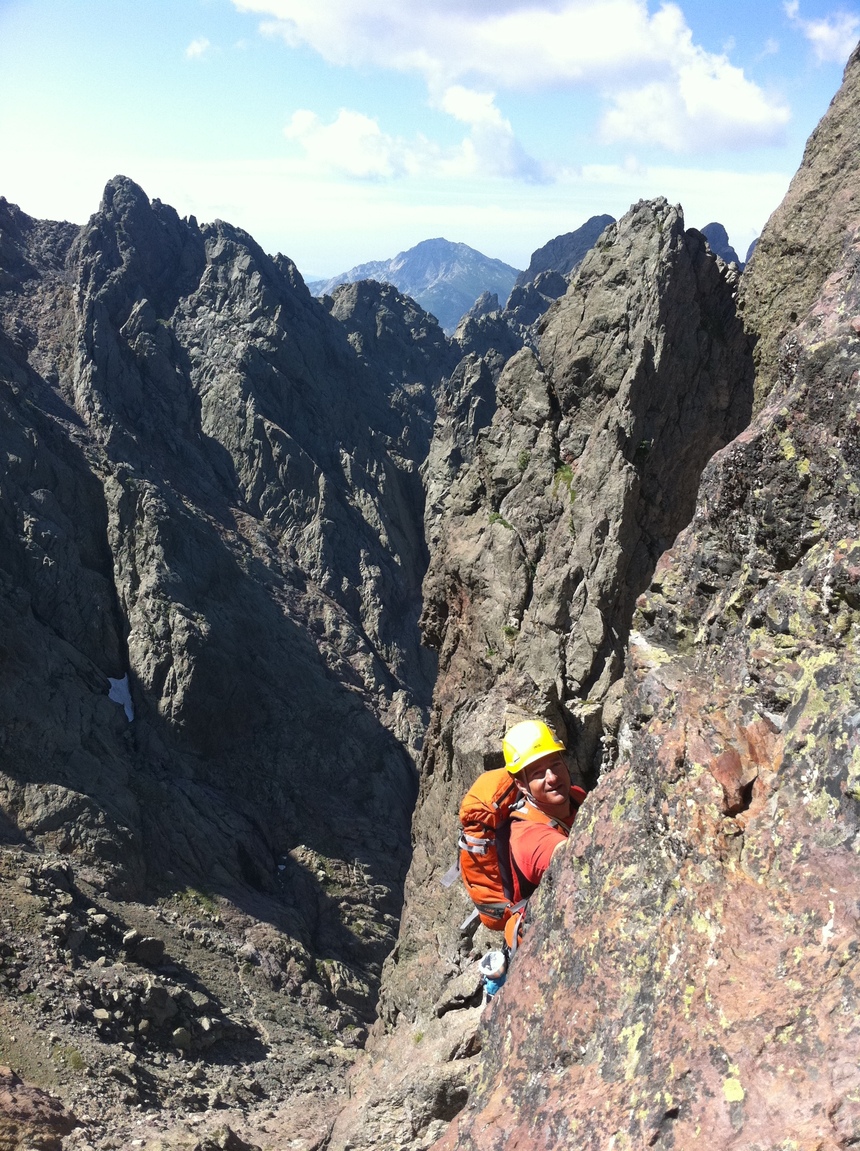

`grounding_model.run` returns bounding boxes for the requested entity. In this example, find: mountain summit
[307,237,520,333]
